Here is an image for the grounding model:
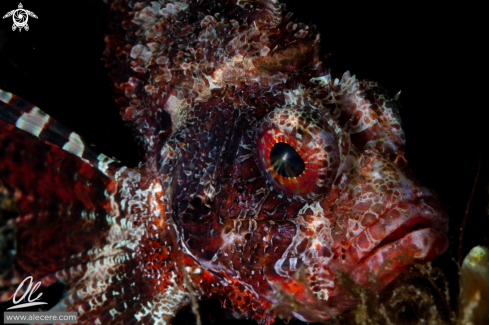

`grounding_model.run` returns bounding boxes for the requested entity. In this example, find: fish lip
[344,196,449,288]
[351,196,449,263]
[348,226,449,291]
